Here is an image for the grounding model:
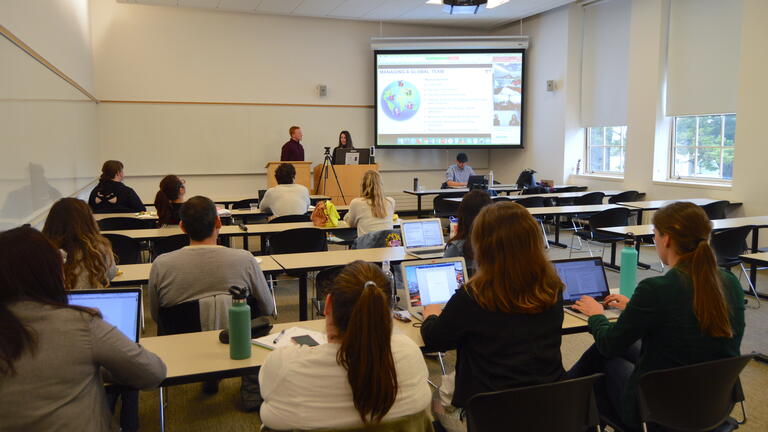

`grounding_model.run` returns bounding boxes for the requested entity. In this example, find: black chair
[635,355,753,432]
[232,198,263,224]
[566,192,608,234]
[465,374,603,432]
[151,234,190,261]
[608,190,640,204]
[98,217,156,231]
[521,186,548,195]
[269,214,311,224]
[711,226,760,308]
[556,186,584,192]
[433,192,465,218]
[570,207,631,260]
[311,265,344,318]
[514,197,549,248]
[701,200,729,220]
[103,233,142,265]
